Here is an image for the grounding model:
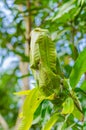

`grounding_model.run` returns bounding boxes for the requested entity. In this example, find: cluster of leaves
[17,0,86,129]
[0,0,86,129]
[17,30,86,130]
